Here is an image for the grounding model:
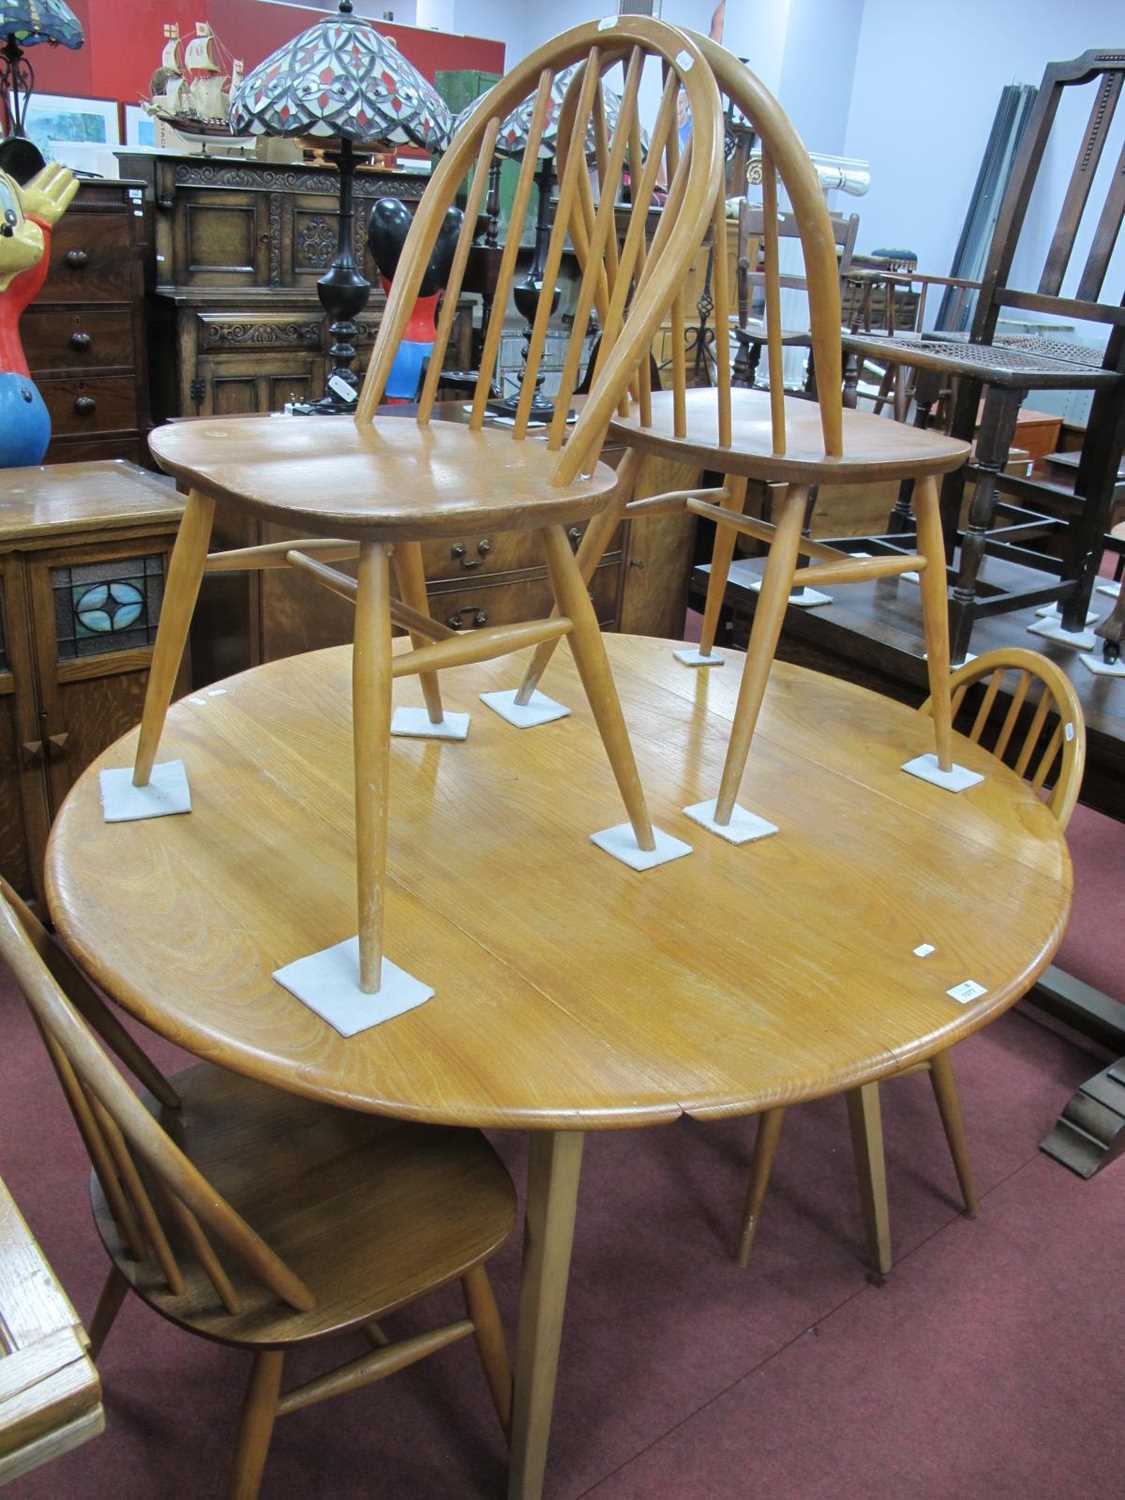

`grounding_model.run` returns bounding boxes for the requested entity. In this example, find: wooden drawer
[48,213,135,302]
[40,376,138,436]
[23,308,135,373]
[420,521,624,584]
[44,435,146,467]
[430,563,620,632]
